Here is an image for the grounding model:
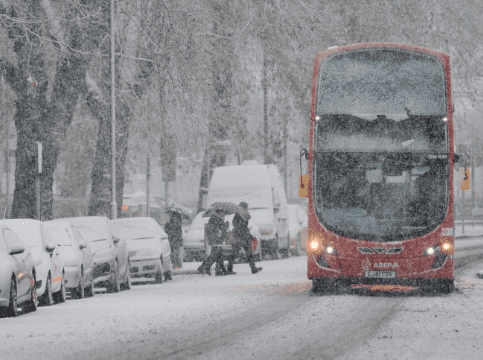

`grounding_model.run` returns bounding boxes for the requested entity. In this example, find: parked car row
[1,215,173,318]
